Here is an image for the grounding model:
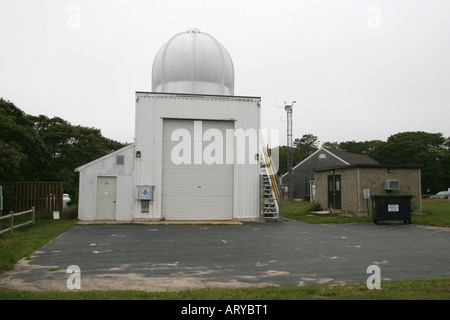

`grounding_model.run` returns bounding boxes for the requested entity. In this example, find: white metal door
[96,177,117,220]
[162,119,233,220]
